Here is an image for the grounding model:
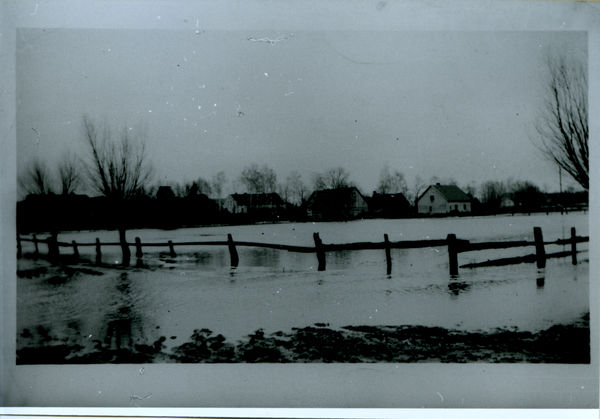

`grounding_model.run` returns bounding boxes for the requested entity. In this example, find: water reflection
[242,247,281,268]
[328,250,352,267]
[100,273,146,353]
[447,280,471,297]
